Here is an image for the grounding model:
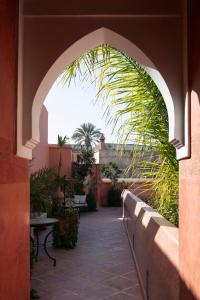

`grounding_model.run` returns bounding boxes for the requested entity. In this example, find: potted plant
[72,148,95,204]
[53,206,79,249]
[30,168,55,218]
[101,162,122,207]
[52,135,69,204]
[52,175,65,205]
[85,171,98,211]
